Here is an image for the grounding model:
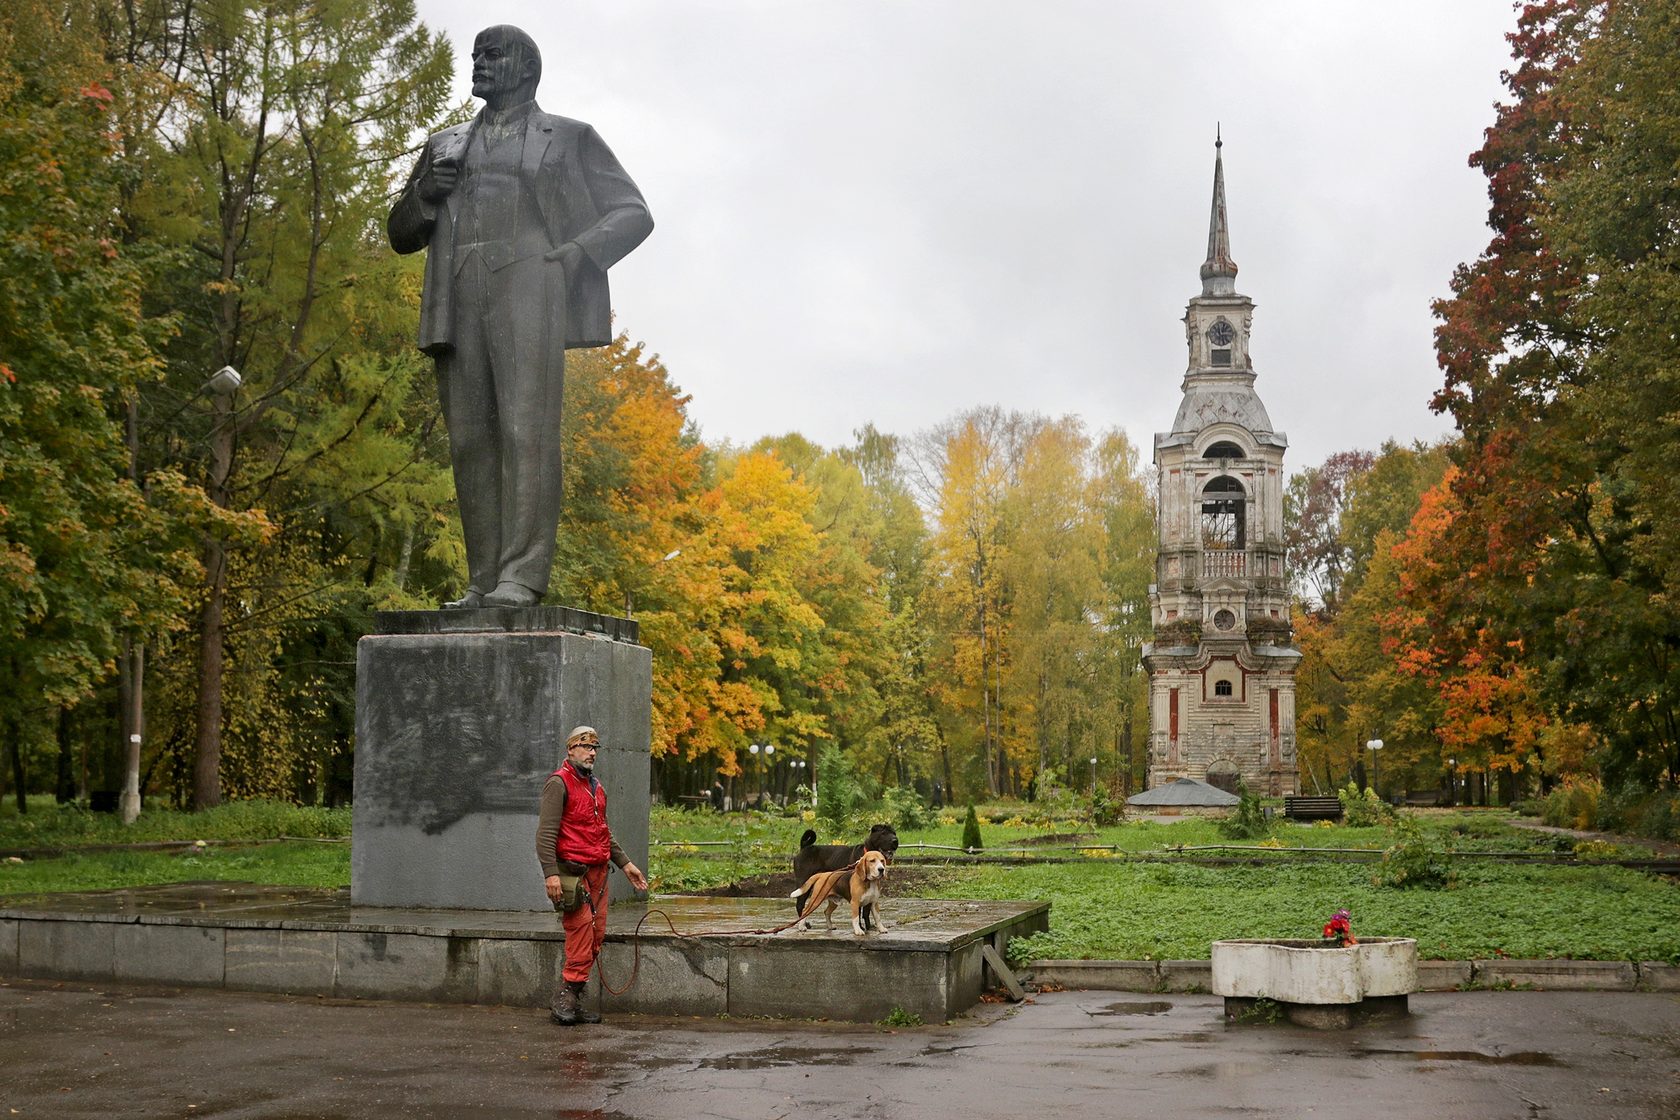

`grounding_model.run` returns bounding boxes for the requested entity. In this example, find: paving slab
[3,980,1678,1119]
